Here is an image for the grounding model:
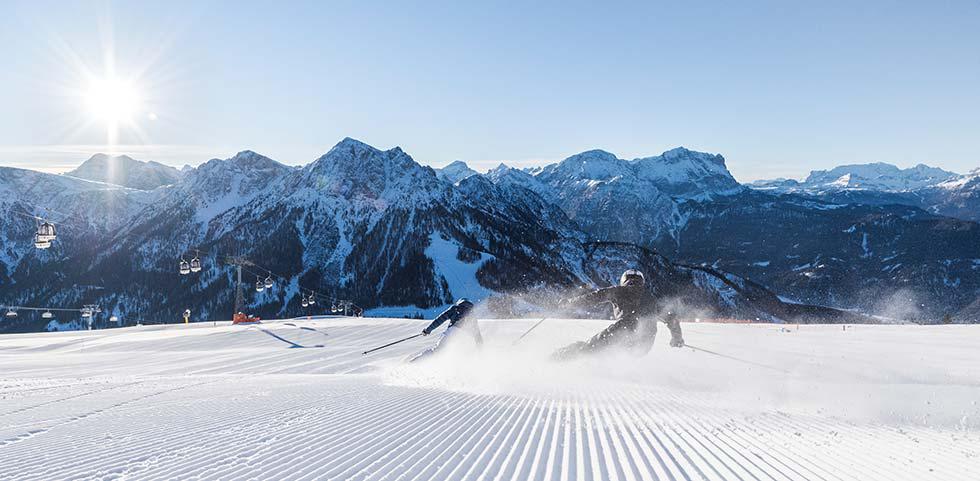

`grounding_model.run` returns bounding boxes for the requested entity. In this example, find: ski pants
[409,323,483,363]
[552,317,661,361]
